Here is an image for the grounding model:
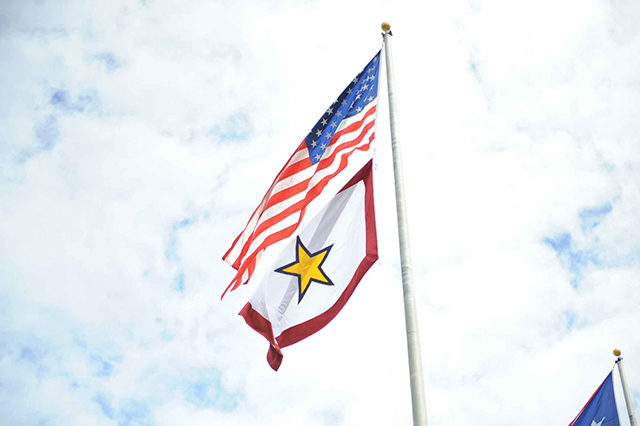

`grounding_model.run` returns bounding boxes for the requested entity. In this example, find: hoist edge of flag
[239,160,378,371]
